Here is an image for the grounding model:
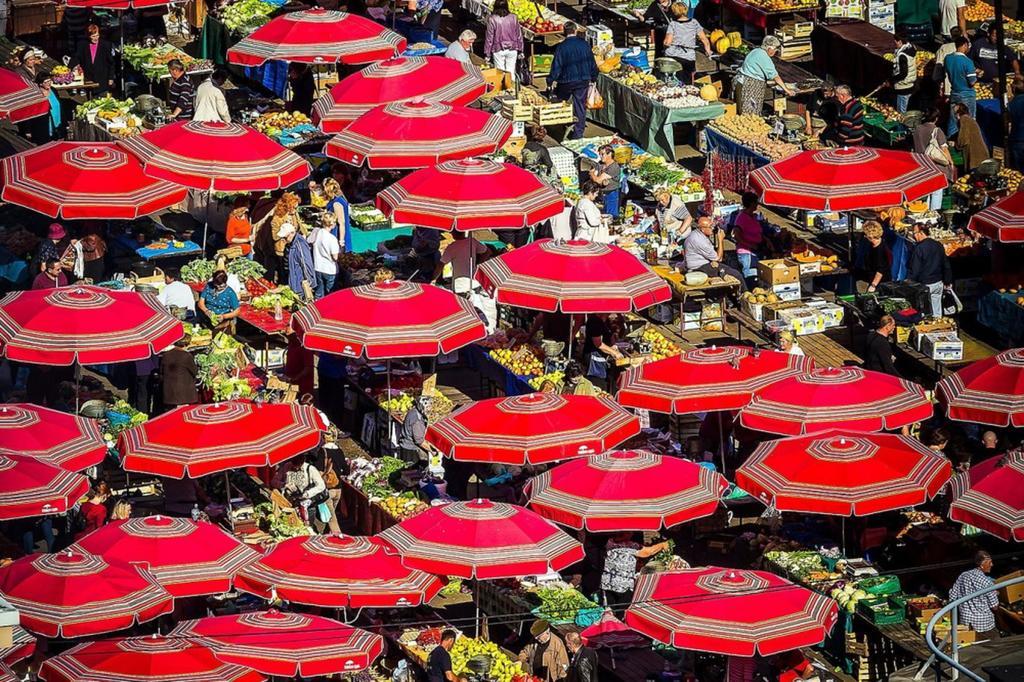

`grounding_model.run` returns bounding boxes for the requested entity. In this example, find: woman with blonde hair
[663,2,711,85]
[777,330,804,356]
[858,220,891,293]
[322,178,351,253]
